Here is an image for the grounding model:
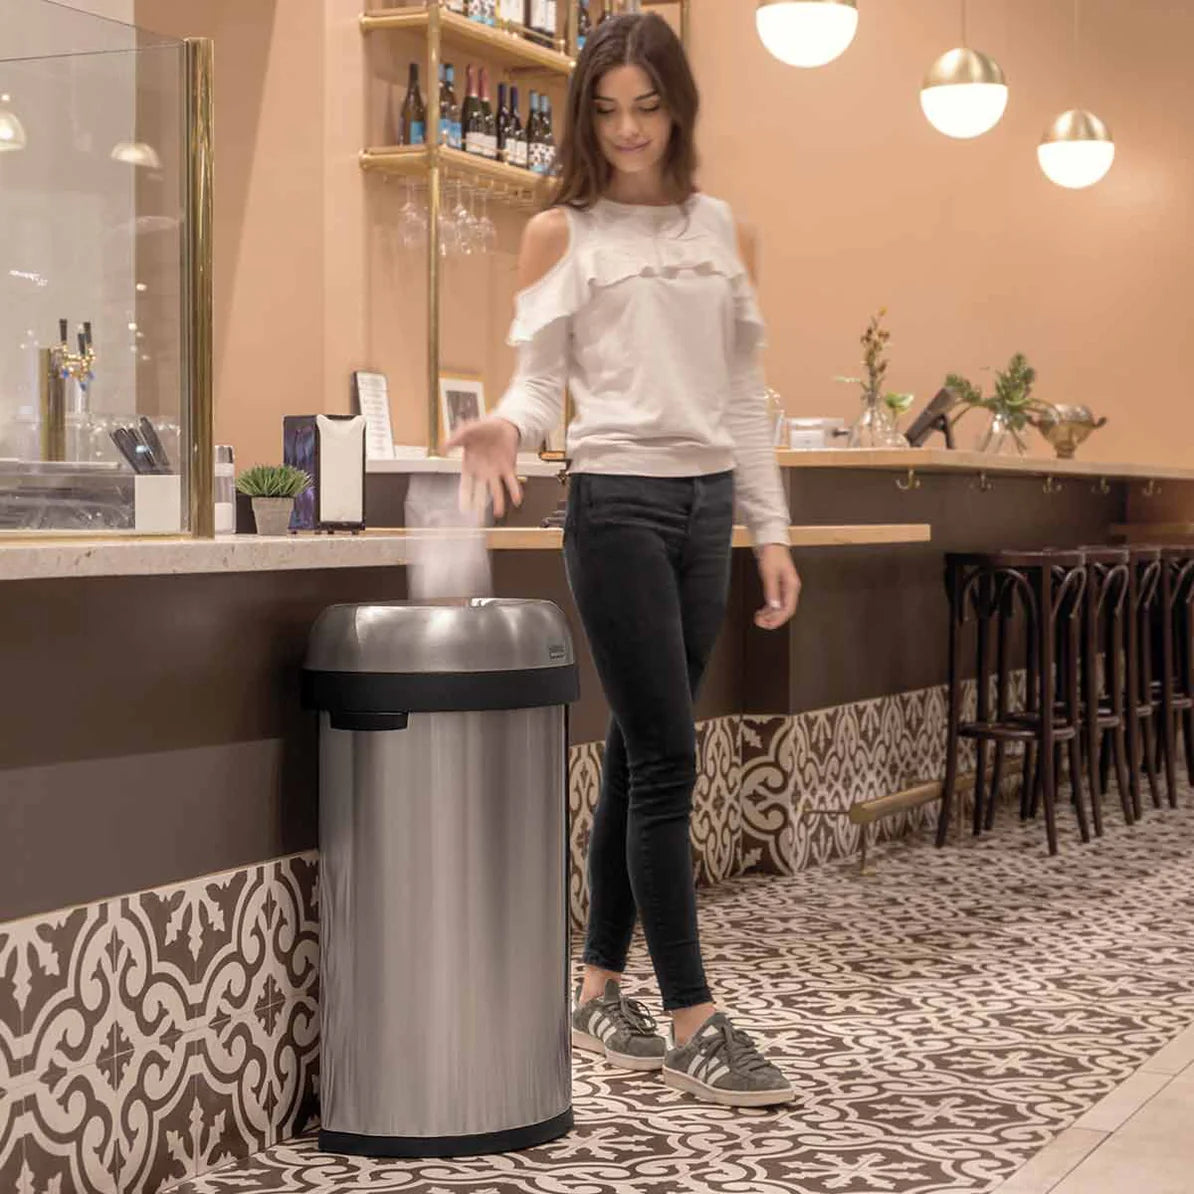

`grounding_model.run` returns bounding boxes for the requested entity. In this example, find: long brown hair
[550,12,699,210]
